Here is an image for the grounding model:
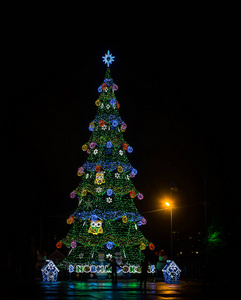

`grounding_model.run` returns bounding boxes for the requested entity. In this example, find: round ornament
[71,241,77,248]
[122,143,128,150]
[107,189,113,196]
[141,217,147,225]
[78,167,84,173]
[113,84,118,91]
[82,144,88,151]
[149,243,155,250]
[106,141,113,148]
[106,242,114,250]
[122,216,127,223]
[67,216,74,224]
[121,123,127,131]
[99,120,105,127]
[117,166,123,173]
[138,193,144,200]
[140,243,146,250]
[70,191,76,199]
[112,120,118,127]
[95,99,101,106]
[95,165,101,172]
[56,241,62,249]
[110,98,116,106]
[127,146,133,153]
[81,189,87,196]
[116,102,120,109]
[130,191,136,198]
[89,142,96,149]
